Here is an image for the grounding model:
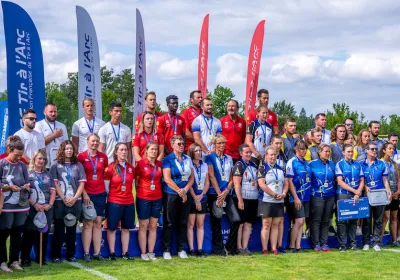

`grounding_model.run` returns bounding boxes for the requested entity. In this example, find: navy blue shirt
[309,159,336,197]
[162,153,193,195]
[191,160,208,203]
